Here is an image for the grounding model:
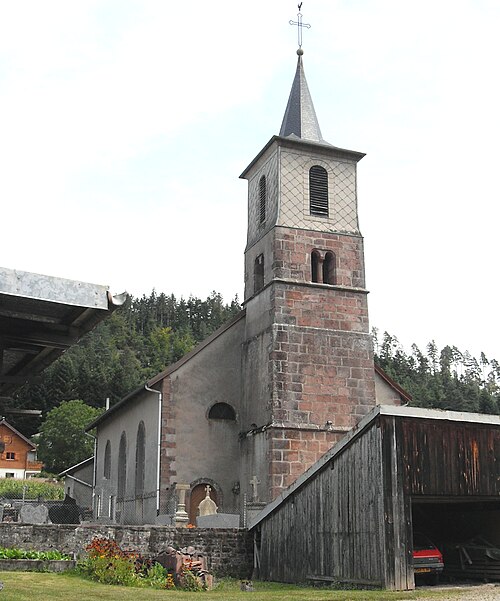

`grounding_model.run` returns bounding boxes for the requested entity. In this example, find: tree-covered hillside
[9,291,241,435]
[7,292,499,437]
[373,329,500,415]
